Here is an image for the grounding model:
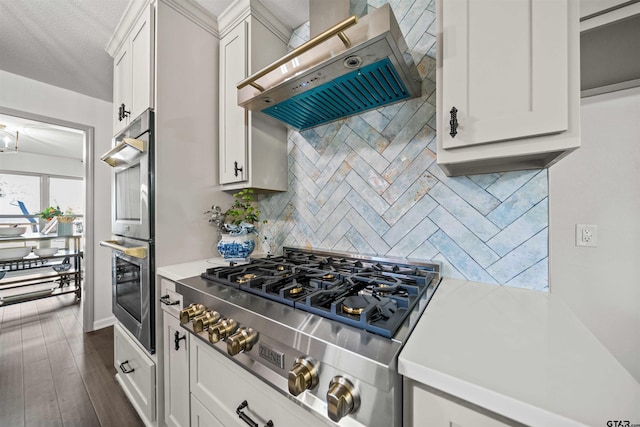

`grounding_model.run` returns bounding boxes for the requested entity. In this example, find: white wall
[549,86,640,381]
[0,69,114,330]
[0,151,84,177]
